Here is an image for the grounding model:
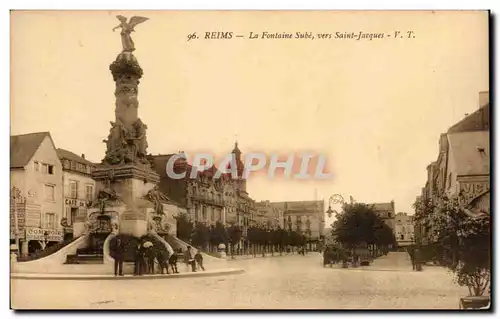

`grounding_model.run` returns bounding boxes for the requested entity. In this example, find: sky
[10,10,488,227]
